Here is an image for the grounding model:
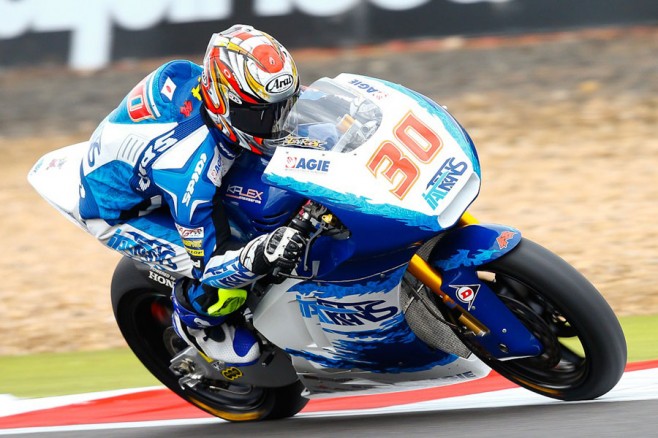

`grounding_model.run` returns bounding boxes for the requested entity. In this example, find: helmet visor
[229,95,298,139]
